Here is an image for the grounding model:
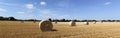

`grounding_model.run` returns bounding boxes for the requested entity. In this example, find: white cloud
[104,2,111,5]
[0,8,7,12]
[25,4,34,9]
[17,12,25,14]
[40,1,46,6]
